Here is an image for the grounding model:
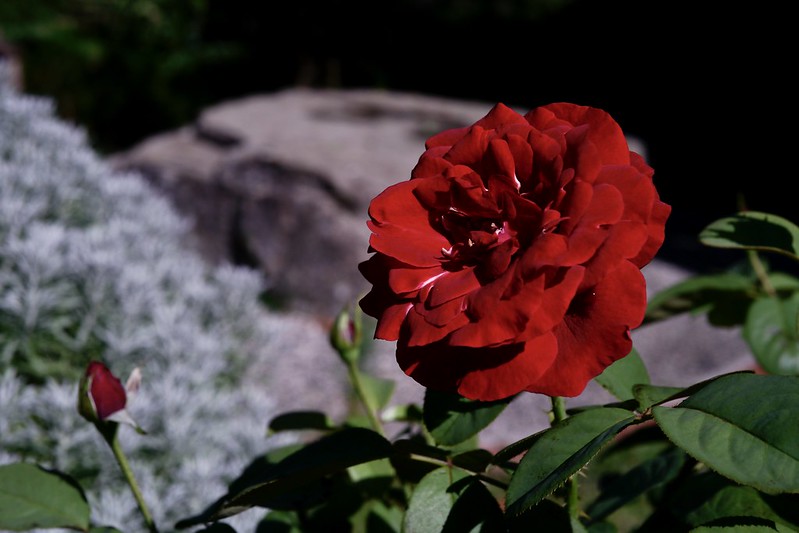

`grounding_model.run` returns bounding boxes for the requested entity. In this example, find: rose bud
[78,360,143,431]
[330,303,364,364]
[359,102,670,401]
